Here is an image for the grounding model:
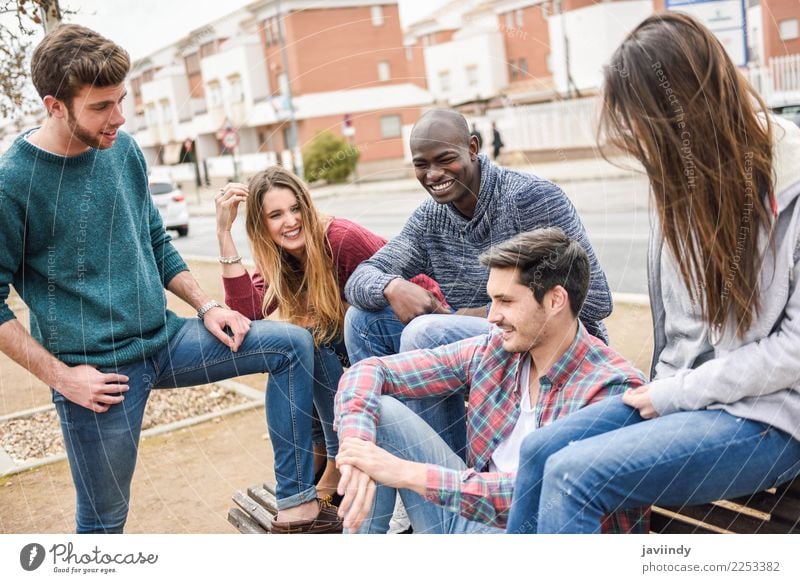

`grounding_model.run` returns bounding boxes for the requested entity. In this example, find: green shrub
[303,131,359,184]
